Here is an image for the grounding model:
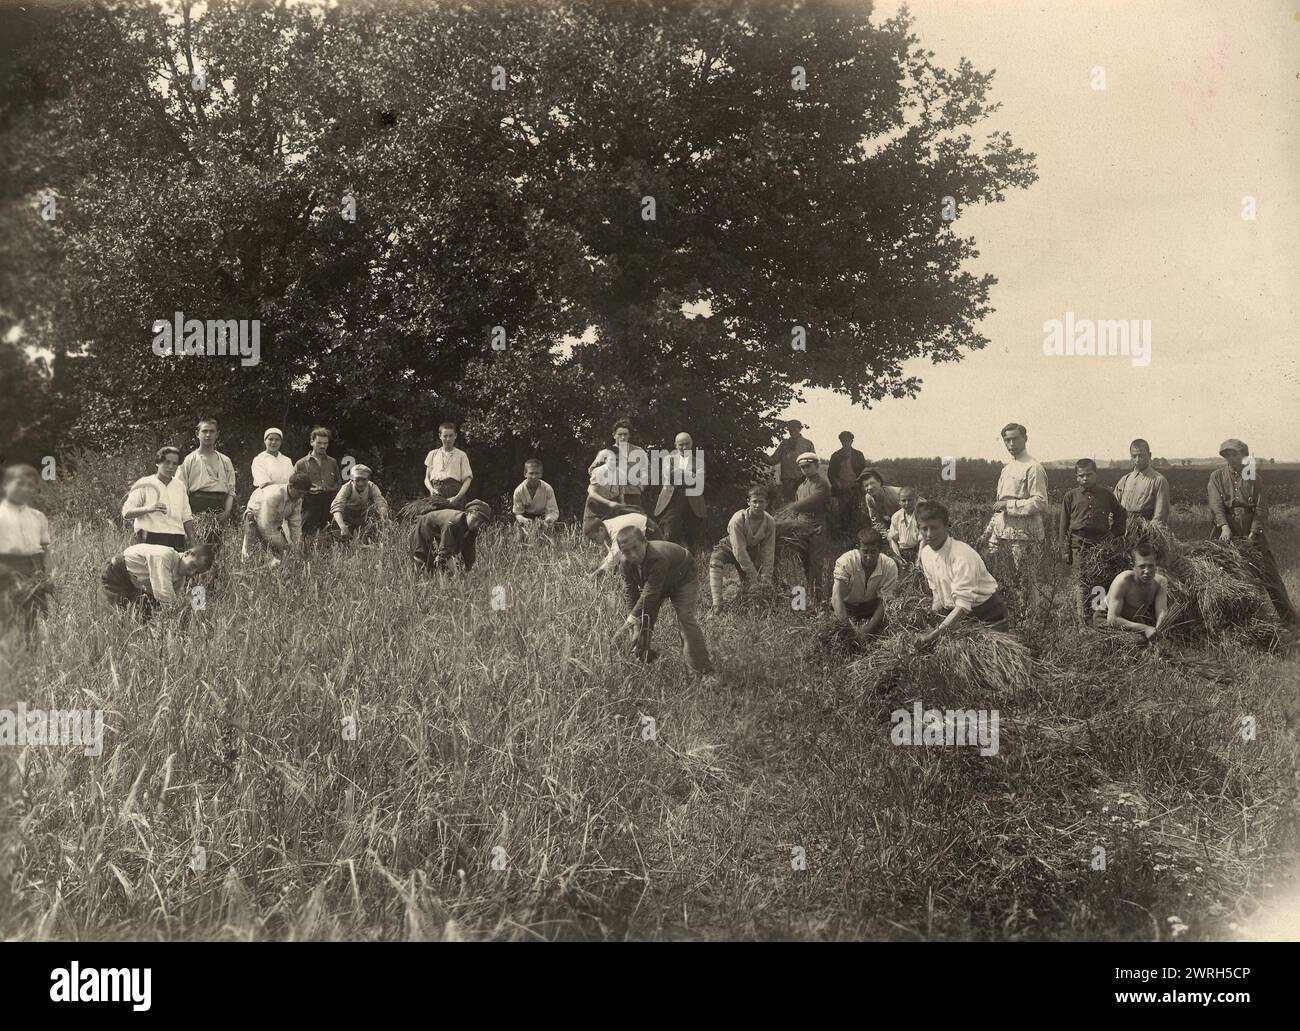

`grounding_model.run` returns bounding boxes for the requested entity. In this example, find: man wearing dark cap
[828,431,867,532]
[410,499,490,574]
[764,419,816,502]
[1208,439,1296,628]
[787,451,831,602]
